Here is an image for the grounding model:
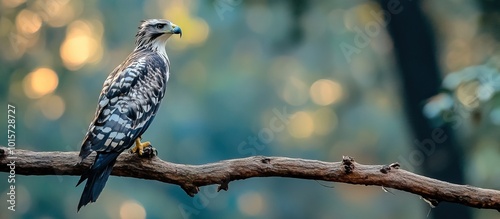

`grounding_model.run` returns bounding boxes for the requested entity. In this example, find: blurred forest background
[1,0,500,218]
